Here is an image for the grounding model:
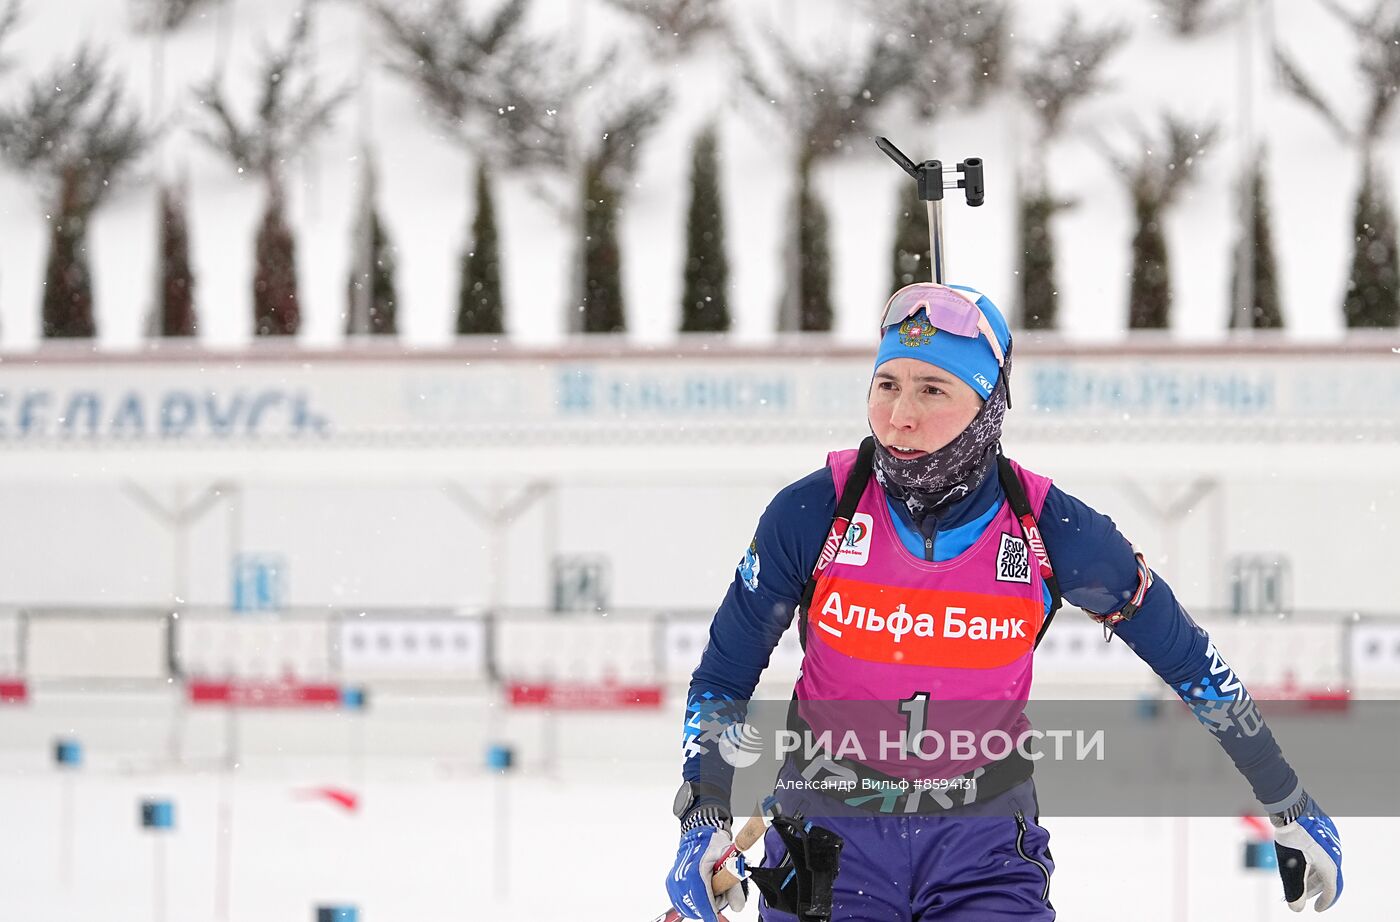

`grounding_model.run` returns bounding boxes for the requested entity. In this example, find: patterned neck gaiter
[871,354,1012,526]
